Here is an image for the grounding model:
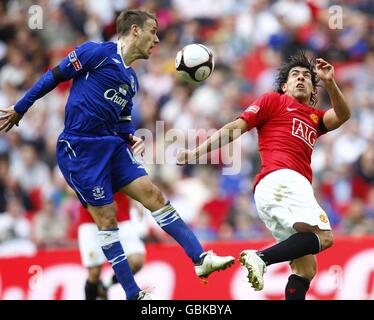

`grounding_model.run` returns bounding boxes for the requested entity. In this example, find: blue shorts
[56,133,147,207]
